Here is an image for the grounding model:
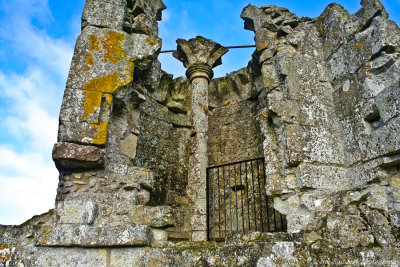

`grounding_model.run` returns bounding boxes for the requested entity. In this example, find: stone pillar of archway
[173,36,228,241]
